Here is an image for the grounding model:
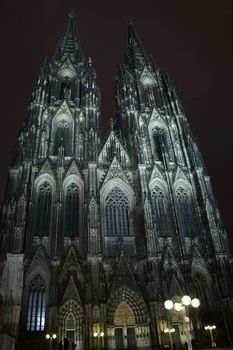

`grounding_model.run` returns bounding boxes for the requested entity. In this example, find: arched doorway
[58,299,84,349]
[114,302,136,350]
[107,286,152,350]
